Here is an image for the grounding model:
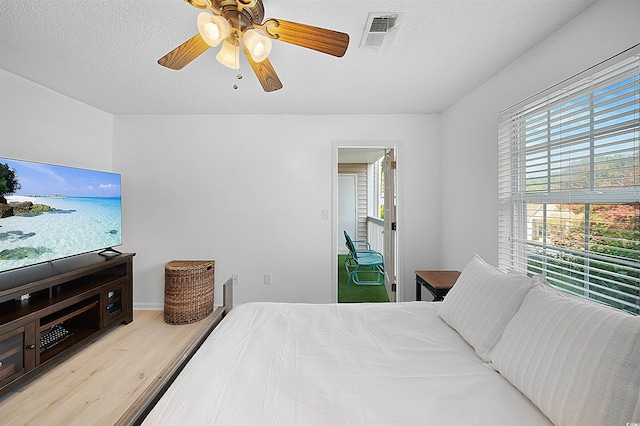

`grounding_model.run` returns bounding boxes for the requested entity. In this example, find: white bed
[143,301,550,425]
[143,255,640,425]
